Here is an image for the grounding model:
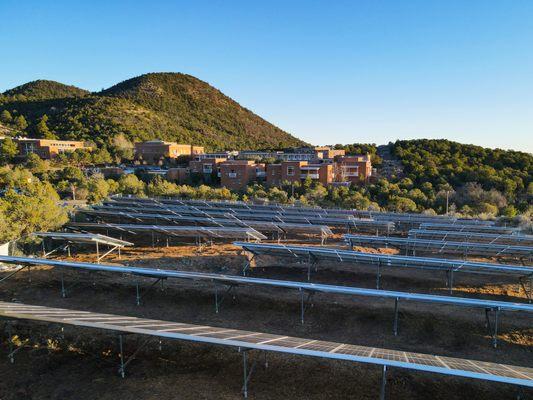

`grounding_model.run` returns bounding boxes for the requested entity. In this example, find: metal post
[300,289,305,324]
[493,308,500,349]
[380,365,387,400]
[242,351,248,398]
[118,334,125,378]
[376,260,381,289]
[393,298,399,336]
[7,322,14,364]
[215,283,220,313]
[60,272,67,298]
[448,269,454,295]
[136,282,141,306]
[96,242,100,263]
